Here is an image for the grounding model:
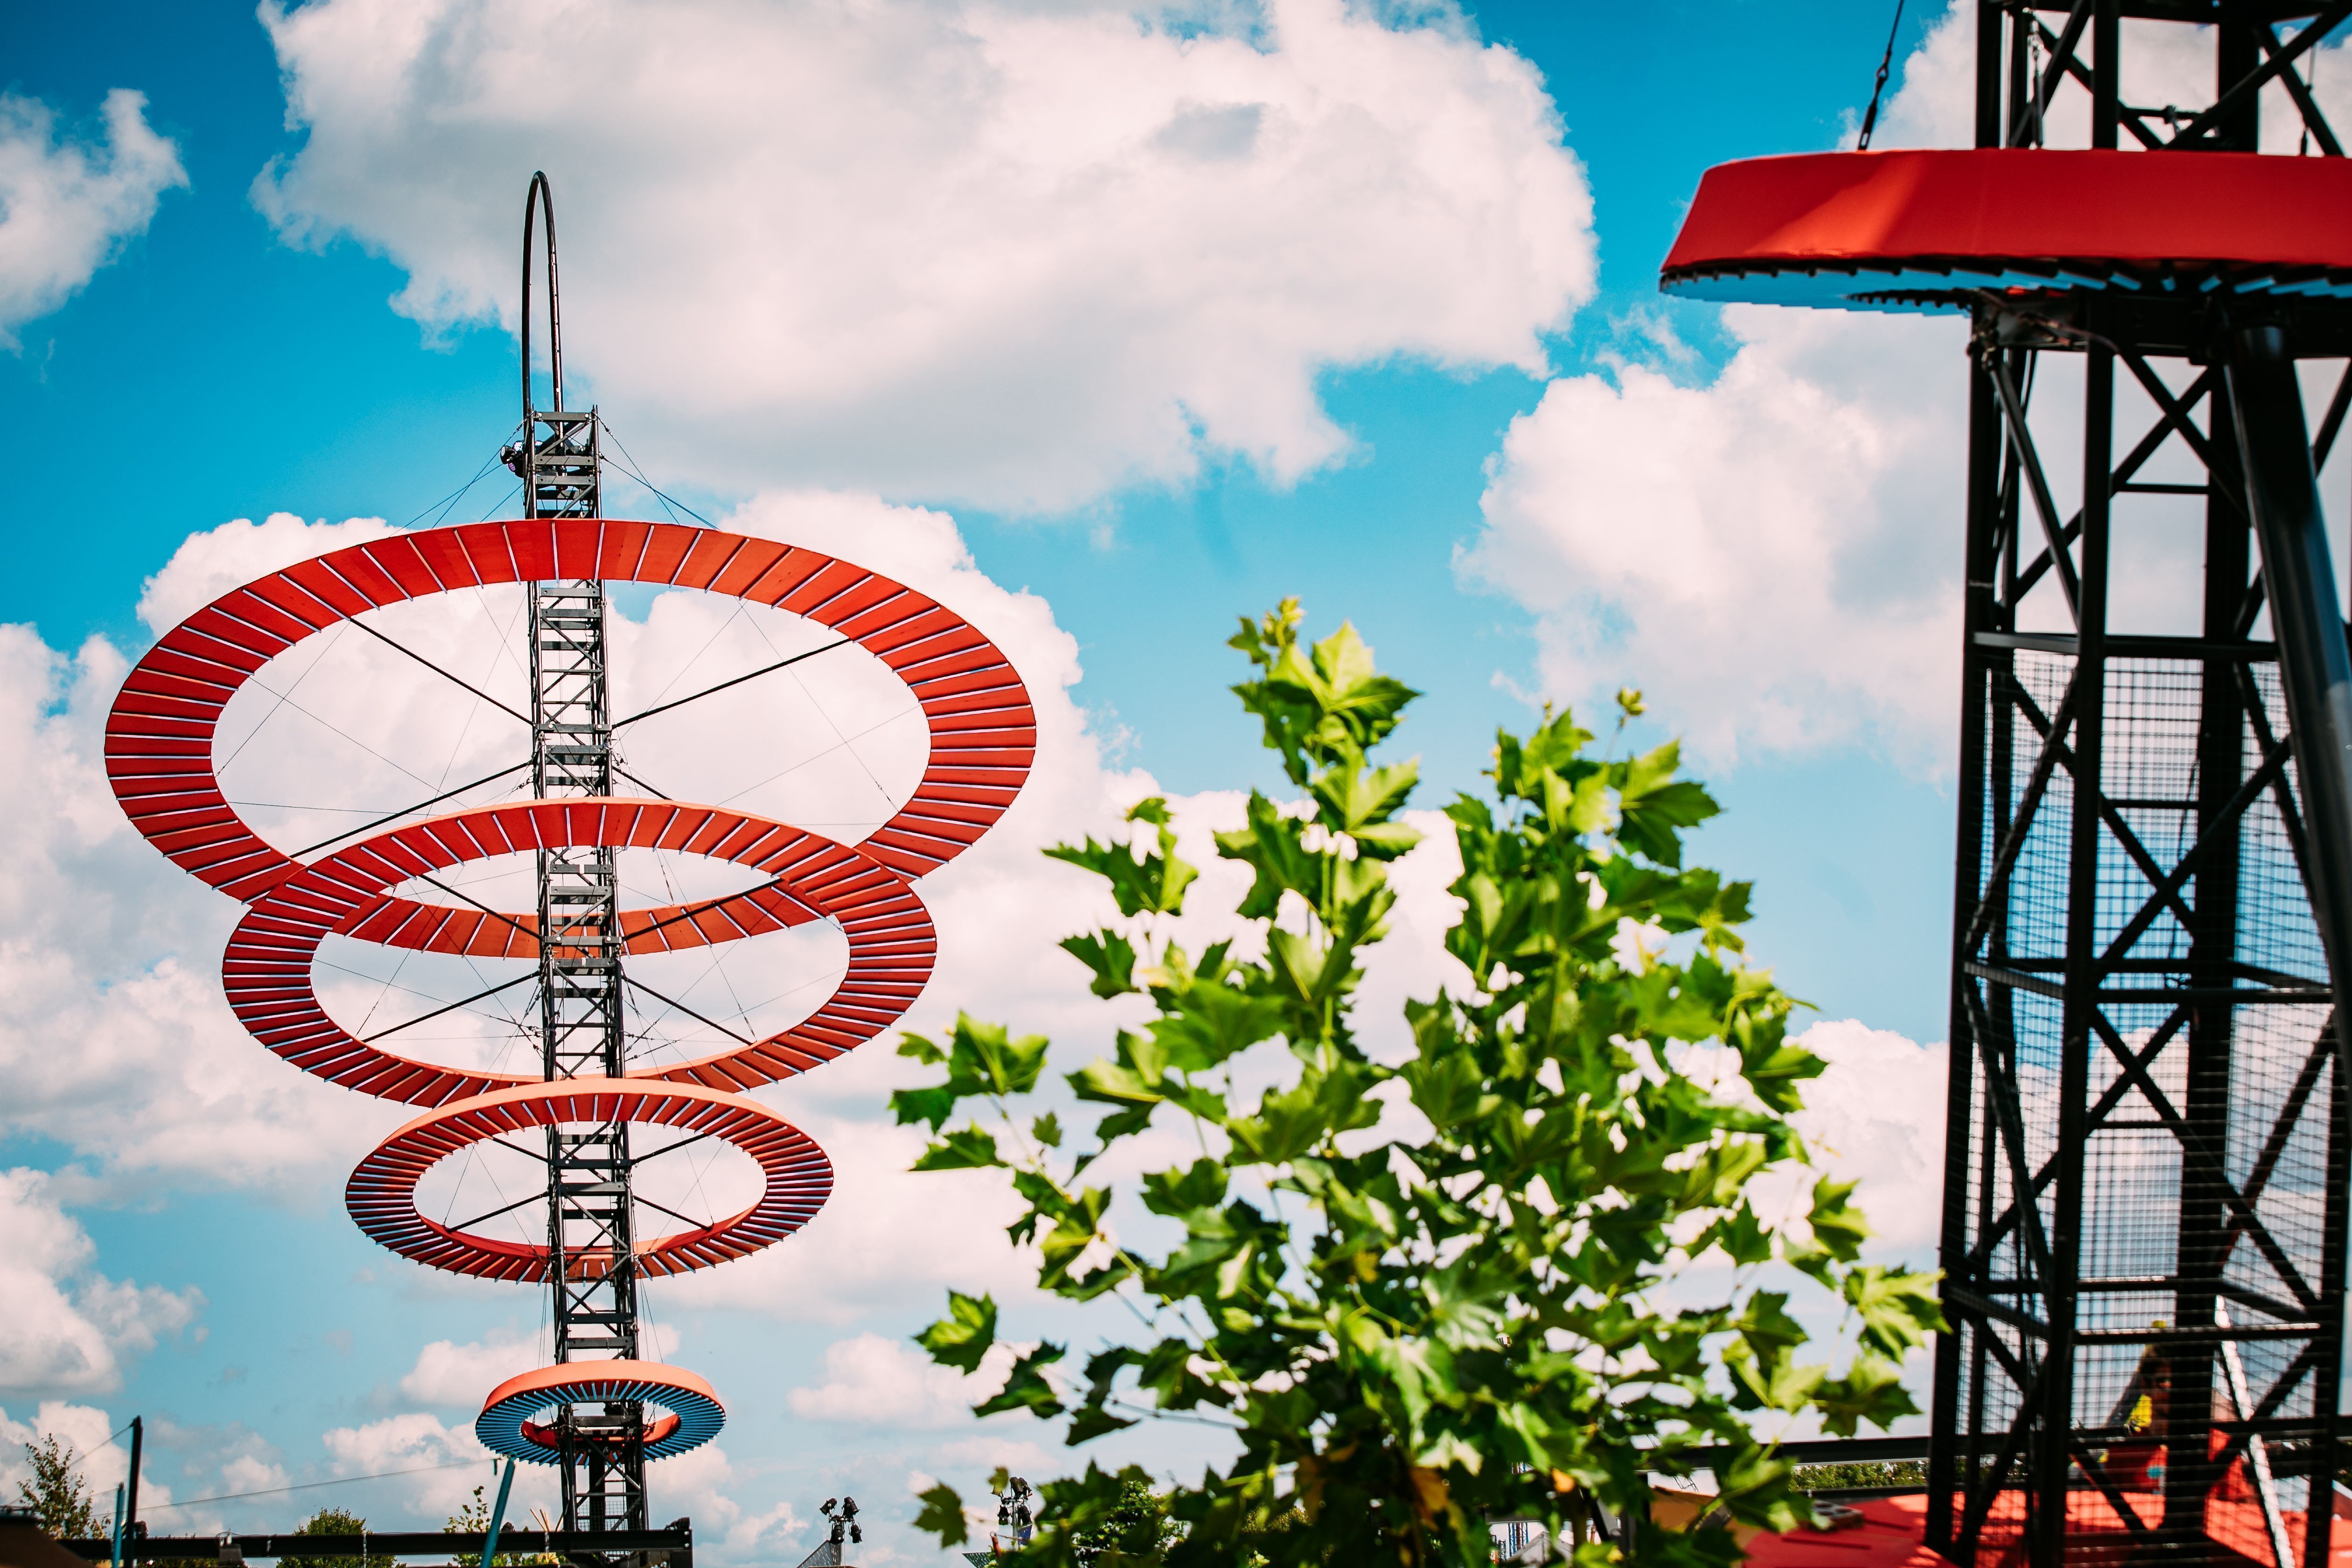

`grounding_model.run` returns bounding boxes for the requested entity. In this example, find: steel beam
[2226,326,2352,1031]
